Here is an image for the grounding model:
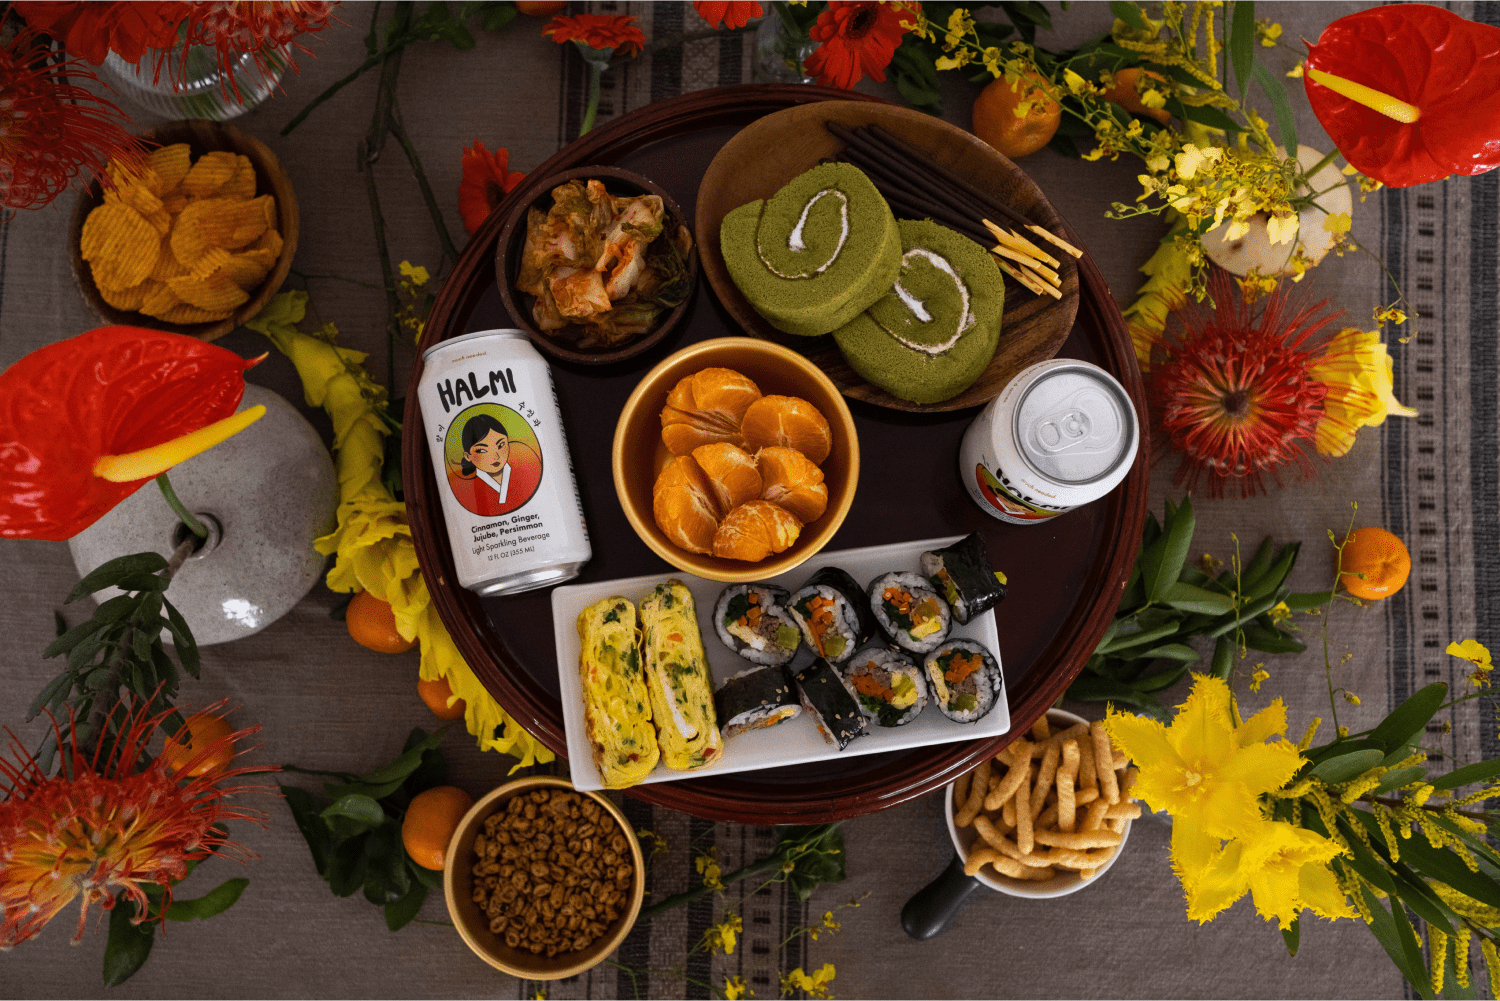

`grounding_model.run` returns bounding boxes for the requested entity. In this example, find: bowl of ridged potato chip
[68,119,299,342]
